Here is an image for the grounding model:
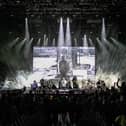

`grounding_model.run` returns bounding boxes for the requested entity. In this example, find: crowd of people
[0,78,126,126]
